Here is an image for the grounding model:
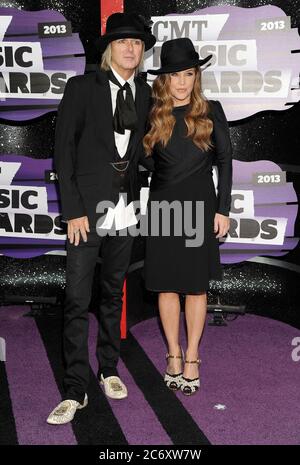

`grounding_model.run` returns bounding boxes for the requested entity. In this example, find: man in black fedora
[47,13,156,425]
